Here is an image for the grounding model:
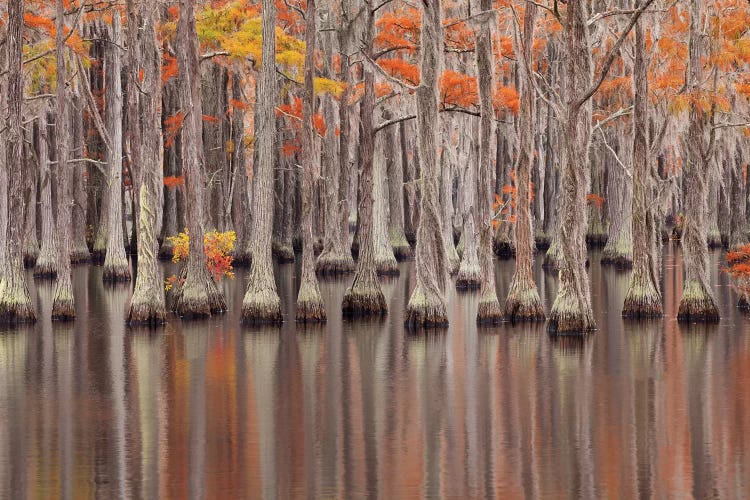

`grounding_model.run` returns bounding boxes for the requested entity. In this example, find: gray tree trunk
[503,2,545,322]
[52,0,76,319]
[171,0,227,317]
[102,14,132,282]
[677,0,720,323]
[127,0,167,325]
[296,0,326,322]
[622,8,662,318]
[548,0,596,334]
[35,106,60,279]
[405,0,449,328]
[475,0,502,323]
[341,5,387,317]
[0,0,36,323]
[241,0,282,323]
